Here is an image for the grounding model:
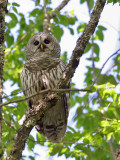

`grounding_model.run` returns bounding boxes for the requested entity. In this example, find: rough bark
[0,0,7,159]
[9,97,57,160]
[9,0,106,159]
